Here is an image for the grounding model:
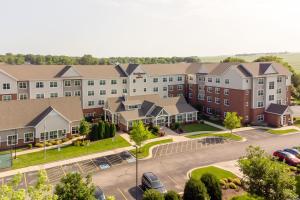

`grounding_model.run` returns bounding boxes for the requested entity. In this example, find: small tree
[55,173,95,200]
[0,173,26,200]
[129,120,151,152]
[142,189,164,200]
[200,173,222,200]
[79,120,91,140]
[183,178,210,200]
[98,121,105,140]
[104,122,111,138]
[90,124,98,141]
[165,190,181,200]
[223,112,242,134]
[110,123,116,138]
